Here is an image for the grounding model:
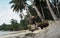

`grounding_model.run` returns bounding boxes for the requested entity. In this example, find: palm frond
[10,0,27,12]
[11,4,15,9]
